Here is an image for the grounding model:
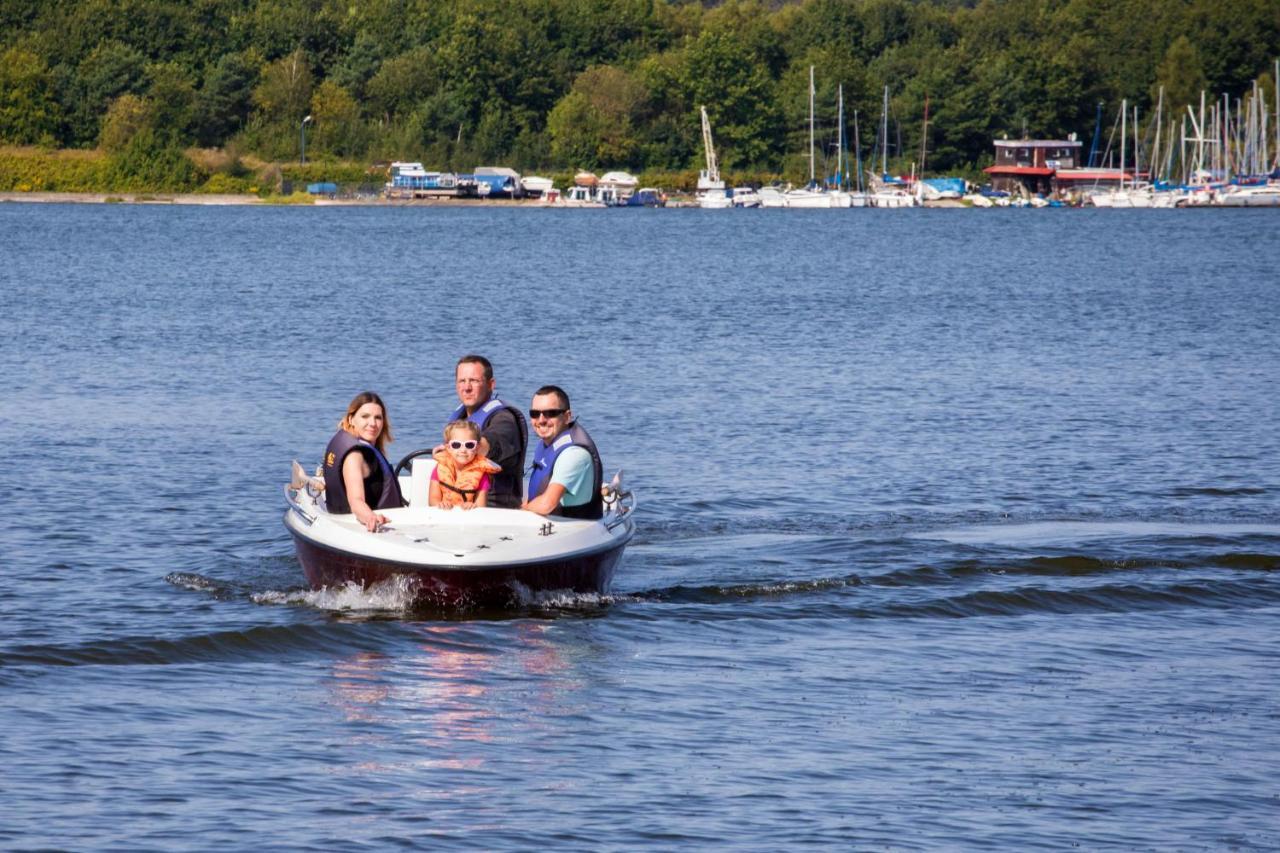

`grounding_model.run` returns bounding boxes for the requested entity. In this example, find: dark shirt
[477,405,526,509]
